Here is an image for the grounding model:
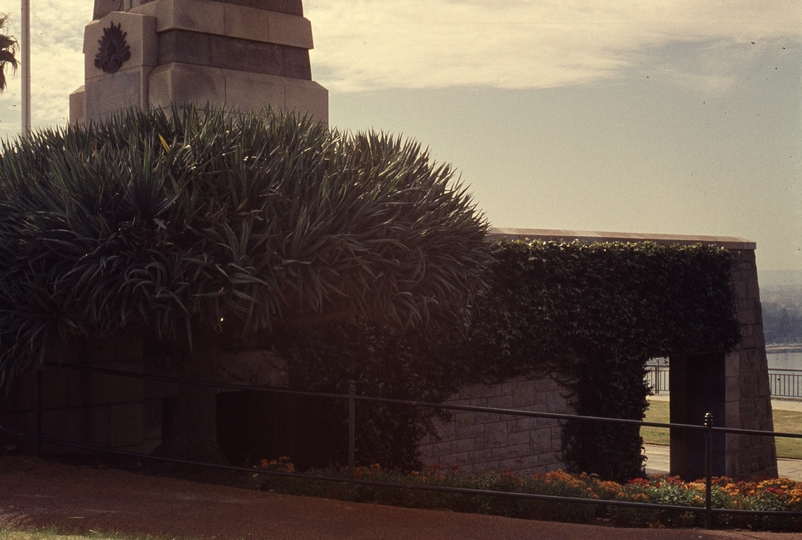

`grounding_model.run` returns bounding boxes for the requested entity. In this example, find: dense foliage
[277,239,740,482]
[274,318,481,470]
[468,240,740,482]
[0,104,742,482]
[0,106,489,386]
